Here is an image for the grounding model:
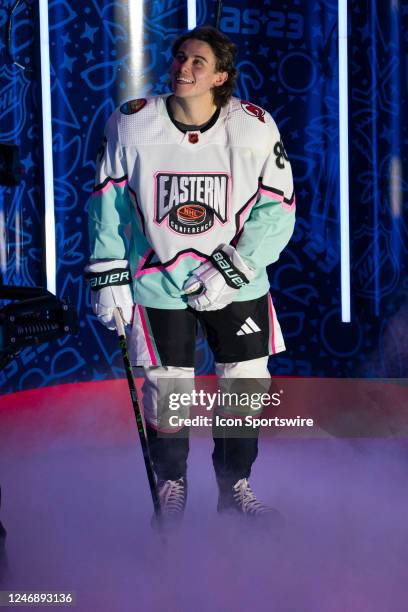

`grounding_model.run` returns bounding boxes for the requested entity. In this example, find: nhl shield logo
[188,133,199,144]
[0,66,30,140]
